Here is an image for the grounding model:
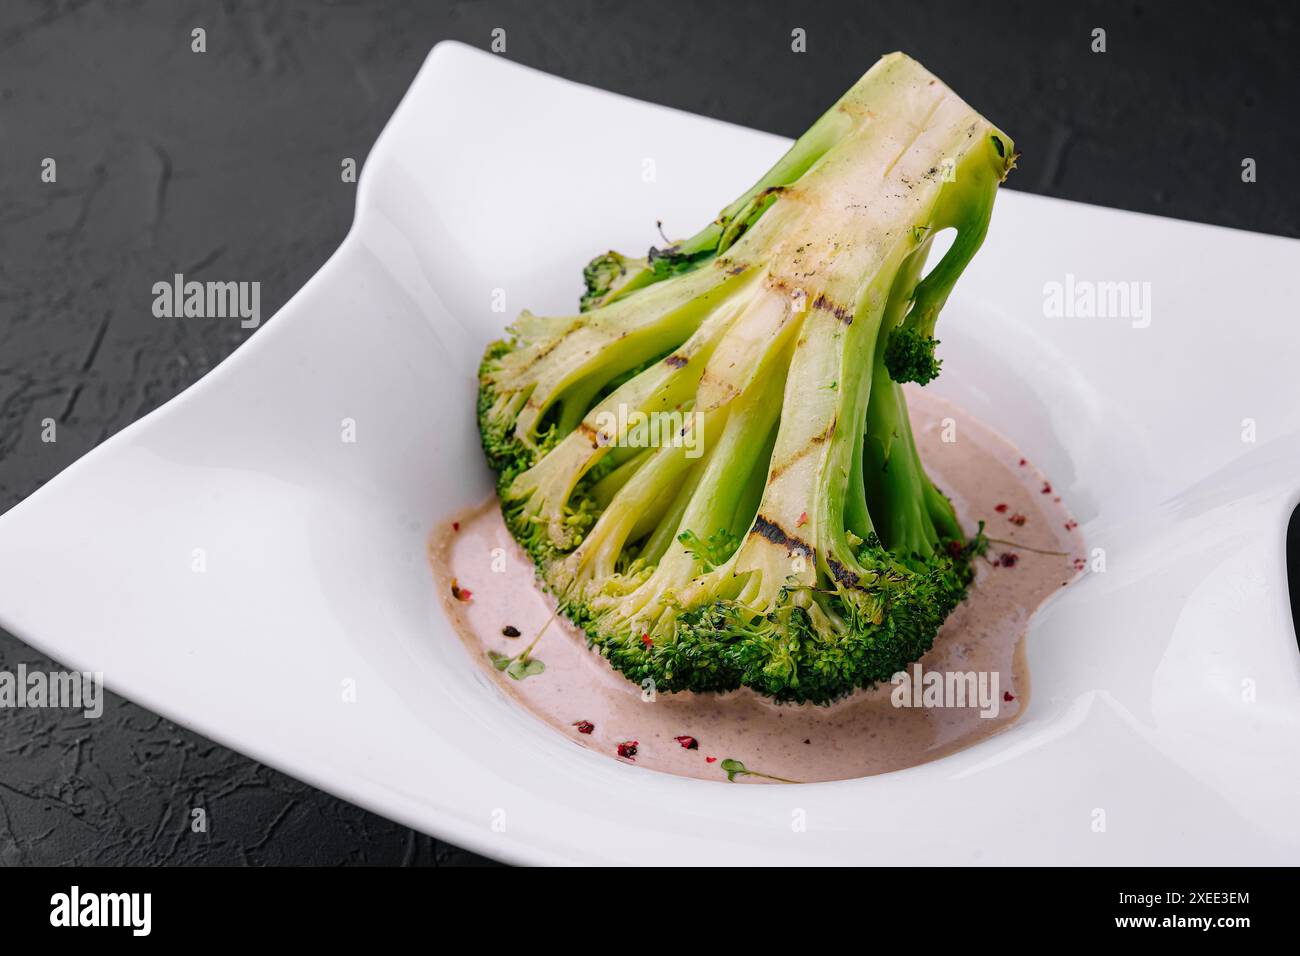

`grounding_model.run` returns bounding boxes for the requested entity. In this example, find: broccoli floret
[580,251,646,312]
[476,53,1016,704]
[883,327,943,386]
